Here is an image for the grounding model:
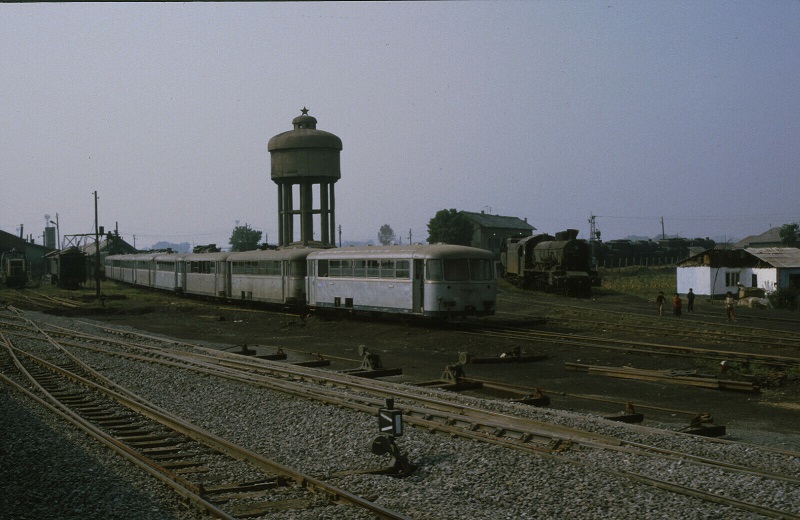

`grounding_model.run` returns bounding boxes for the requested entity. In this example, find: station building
[460,211,535,258]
